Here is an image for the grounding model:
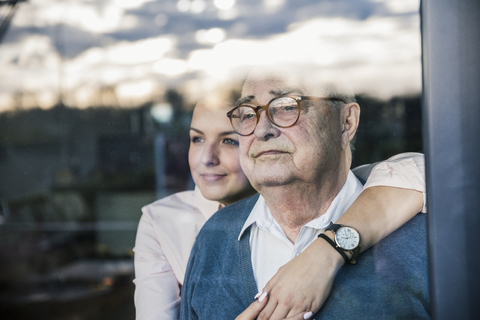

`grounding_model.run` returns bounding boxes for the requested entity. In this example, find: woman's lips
[200,173,227,182]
